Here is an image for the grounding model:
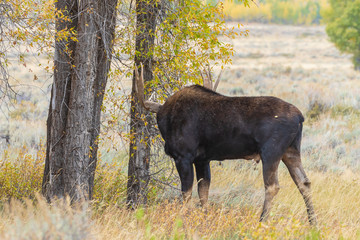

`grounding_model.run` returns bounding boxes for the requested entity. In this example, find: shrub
[330,104,360,118]
[306,100,329,121]
[0,145,44,201]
